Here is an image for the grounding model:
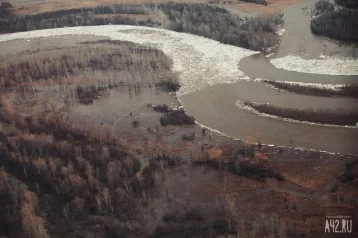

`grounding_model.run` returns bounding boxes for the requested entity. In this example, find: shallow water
[68,87,176,130]
[274,0,358,59]
[179,0,358,154]
[0,4,357,154]
[180,83,358,154]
